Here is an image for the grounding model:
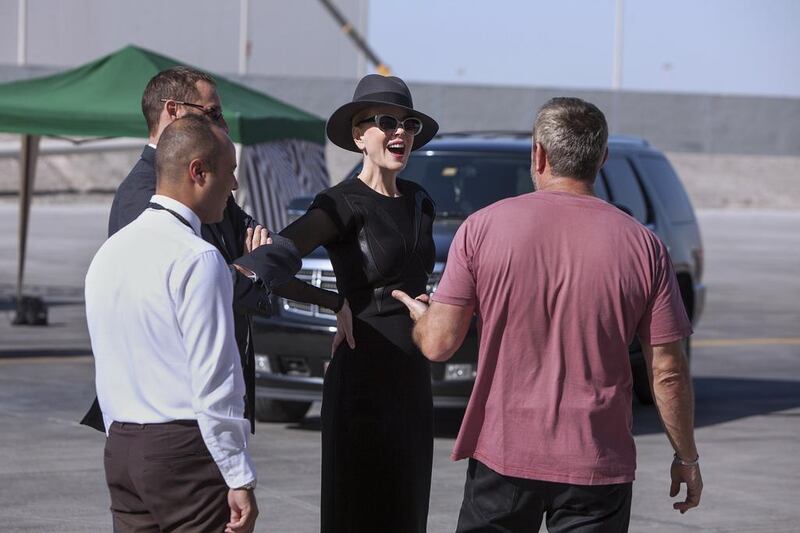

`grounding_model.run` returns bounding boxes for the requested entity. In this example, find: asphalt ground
[0,204,799,532]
